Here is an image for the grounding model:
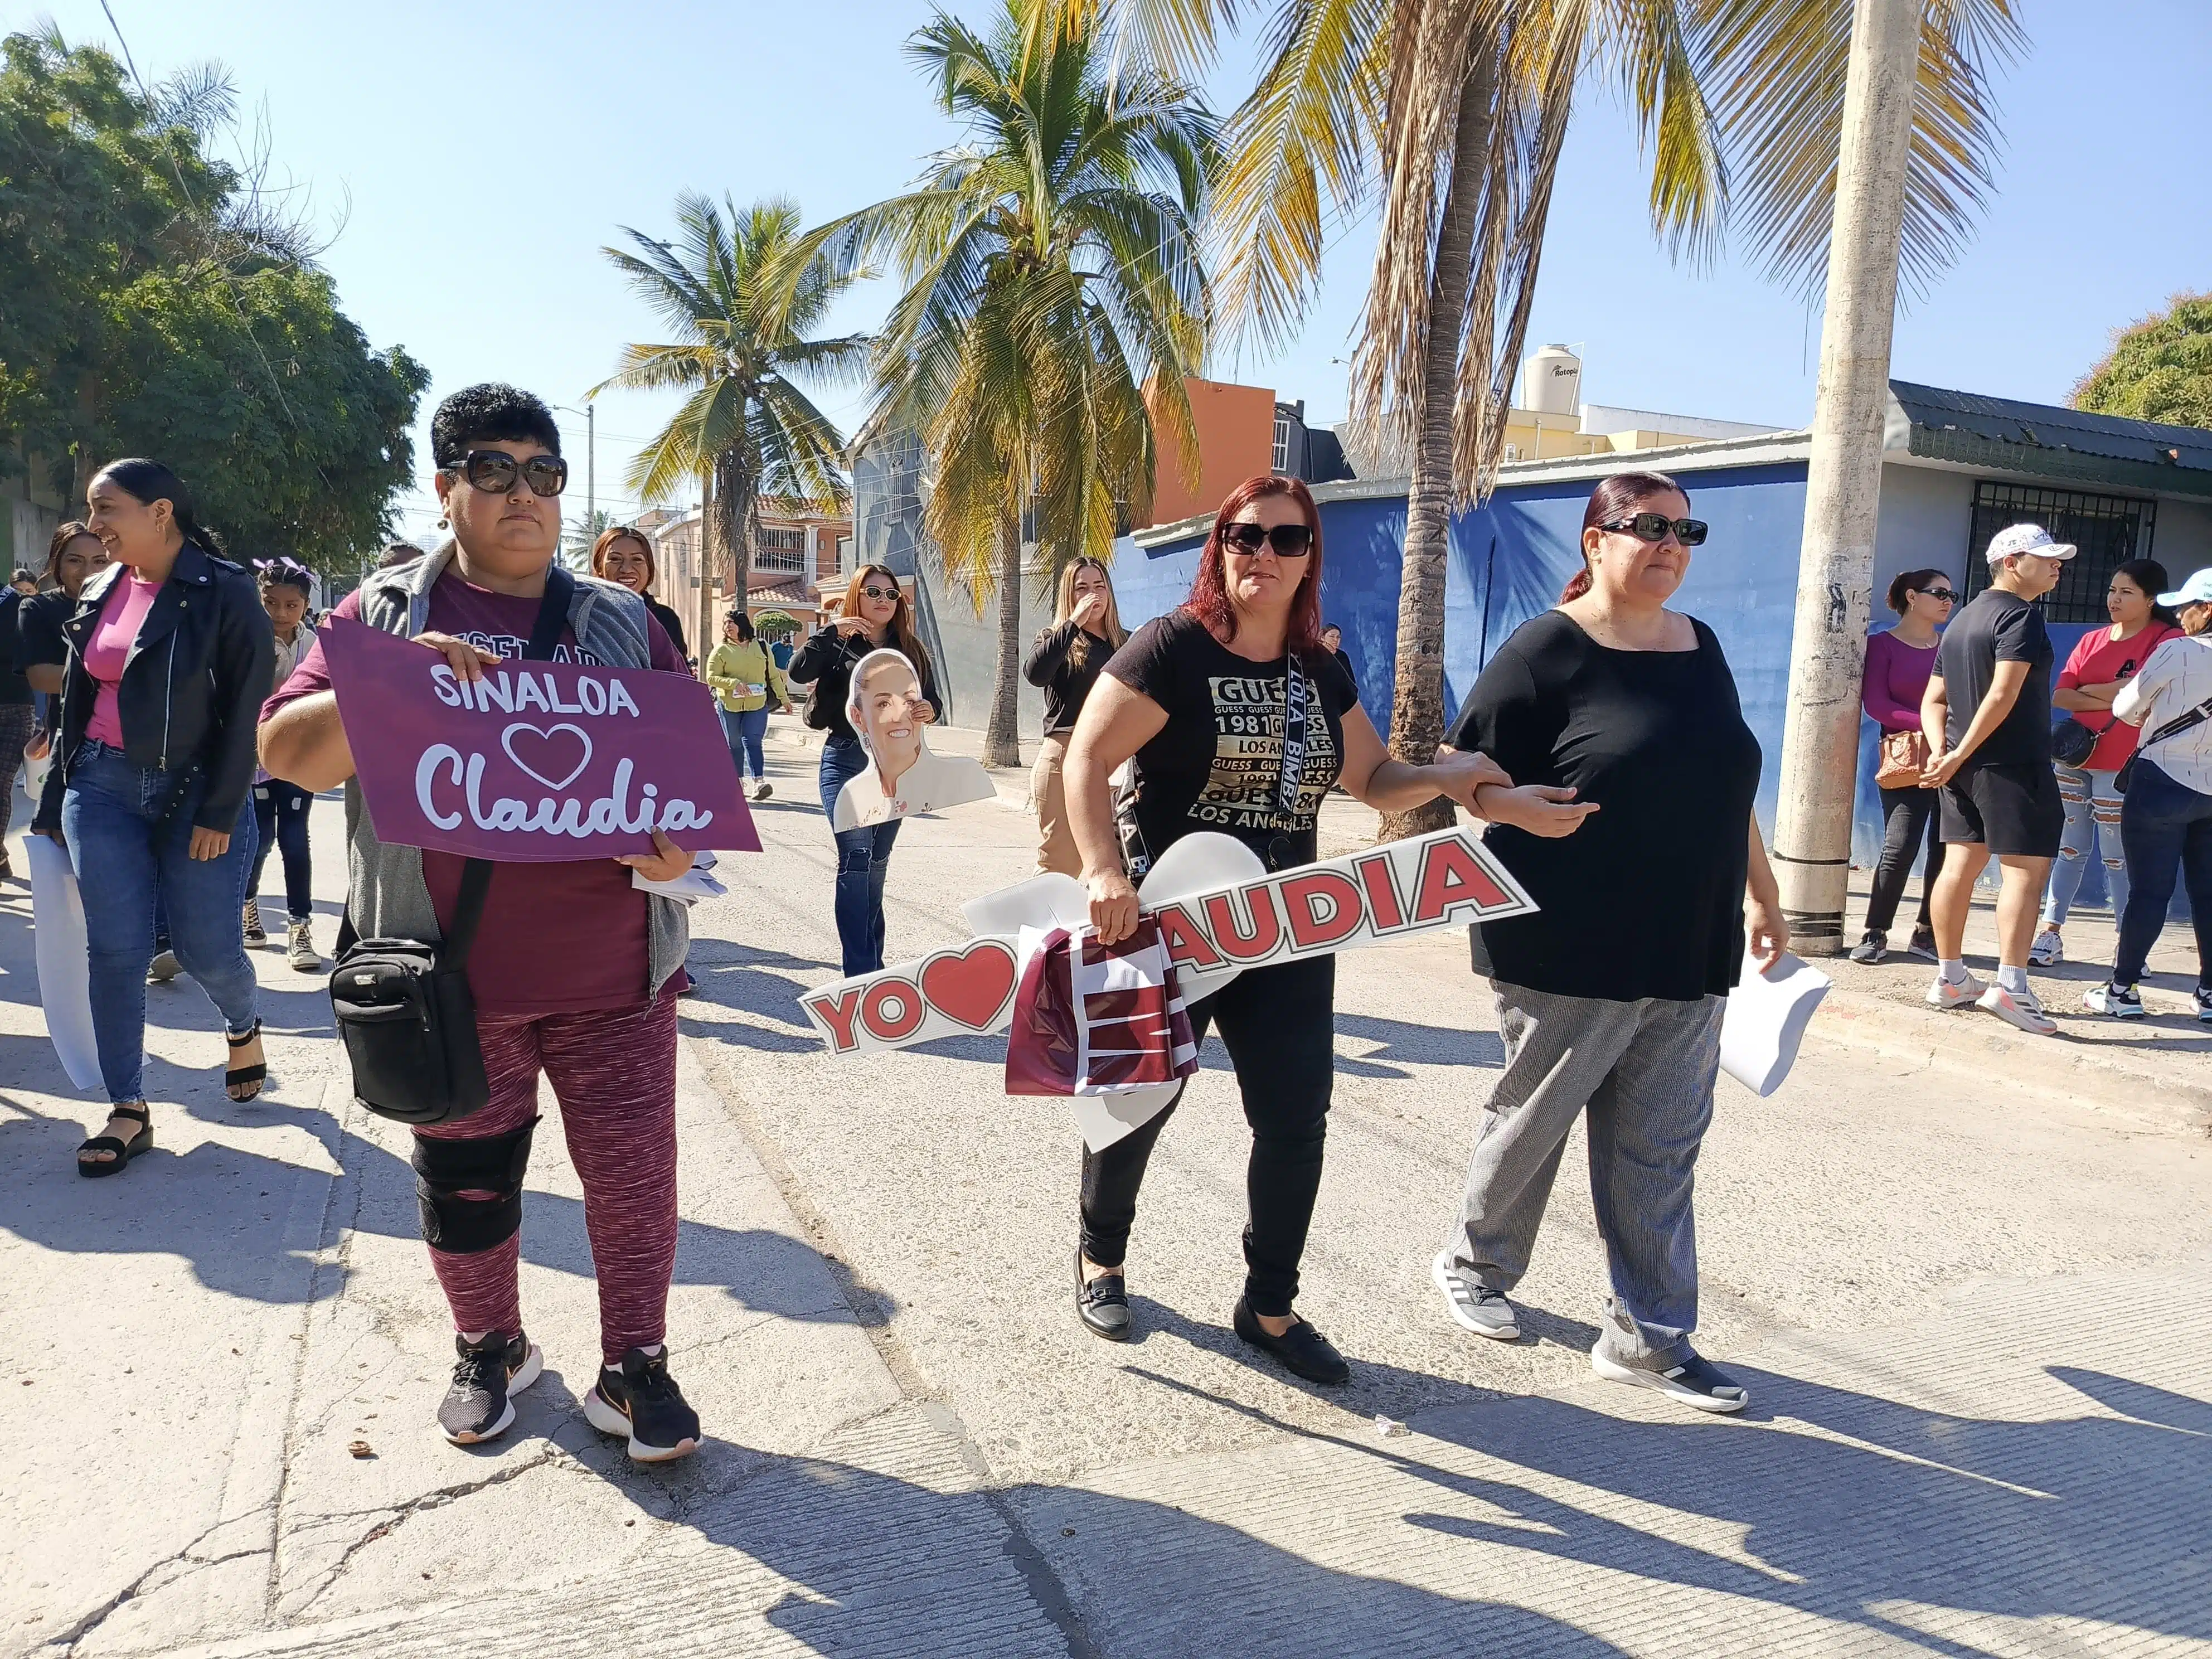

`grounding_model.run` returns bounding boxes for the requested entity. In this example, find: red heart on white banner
[919,940,1018,1030]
